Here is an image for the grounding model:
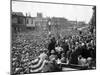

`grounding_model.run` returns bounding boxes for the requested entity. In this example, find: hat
[65,39,68,42]
[87,57,92,61]
[39,53,47,60]
[76,42,78,45]
[81,43,85,46]
[51,50,55,54]
[49,55,56,61]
